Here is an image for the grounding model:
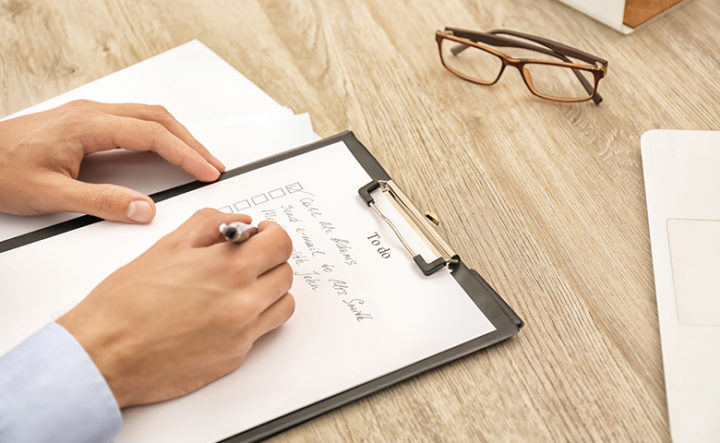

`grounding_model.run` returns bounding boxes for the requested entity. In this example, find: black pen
[219,222,258,244]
